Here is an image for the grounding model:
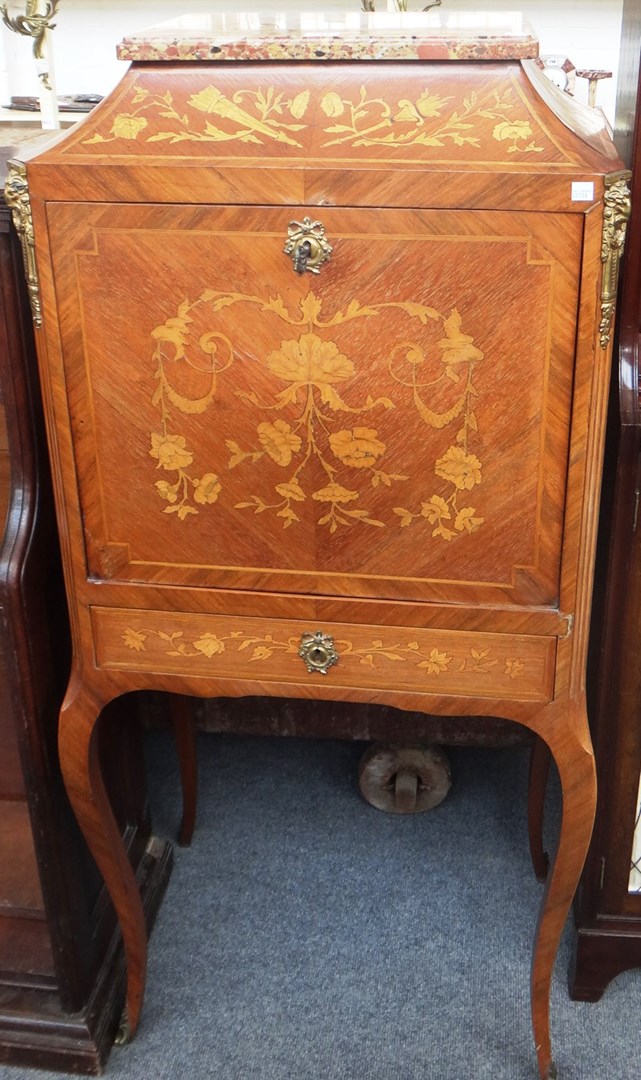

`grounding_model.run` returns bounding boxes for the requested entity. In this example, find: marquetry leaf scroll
[83,81,546,156]
[149,288,486,540]
[121,624,526,678]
